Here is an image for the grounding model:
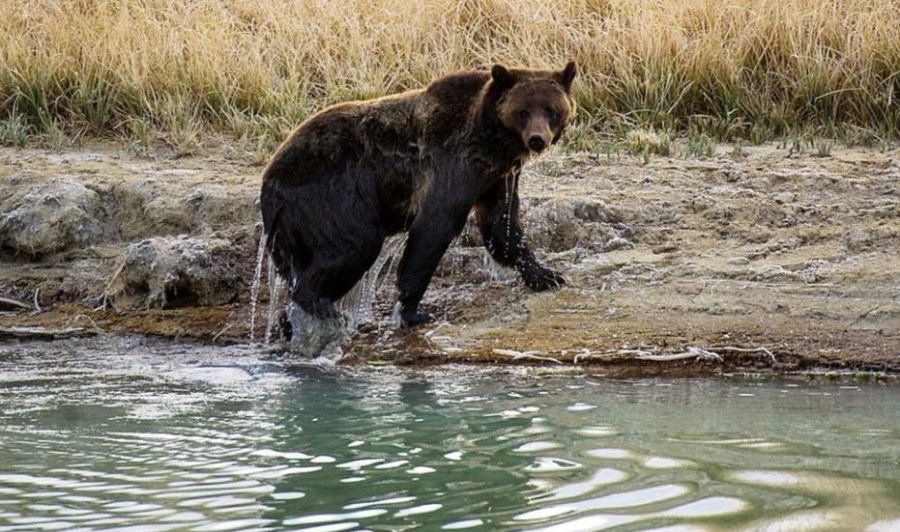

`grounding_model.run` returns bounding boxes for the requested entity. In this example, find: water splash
[337,235,408,327]
[264,254,286,345]
[481,250,512,283]
[284,301,348,363]
[253,234,409,359]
